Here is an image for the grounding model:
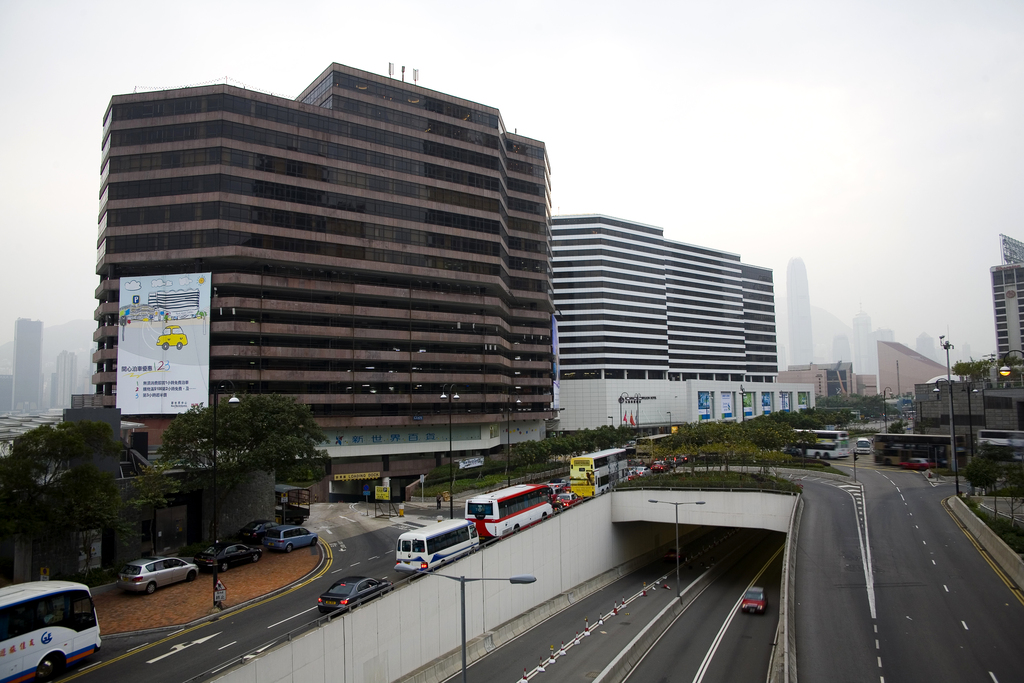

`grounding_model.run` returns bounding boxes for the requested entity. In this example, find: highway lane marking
[59,539,336,681]
[961,620,969,630]
[932,560,936,565]
[990,672,1000,682]
[267,607,318,629]
[941,497,1024,607]
[838,480,877,619]
[218,641,237,650]
[944,585,949,592]
[922,541,926,545]
[146,632,221,663]
[877,656,882,668]
[689,544,784,683]
[323,528,334,534]
[368,555,379,560]
[126,643,149,653]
